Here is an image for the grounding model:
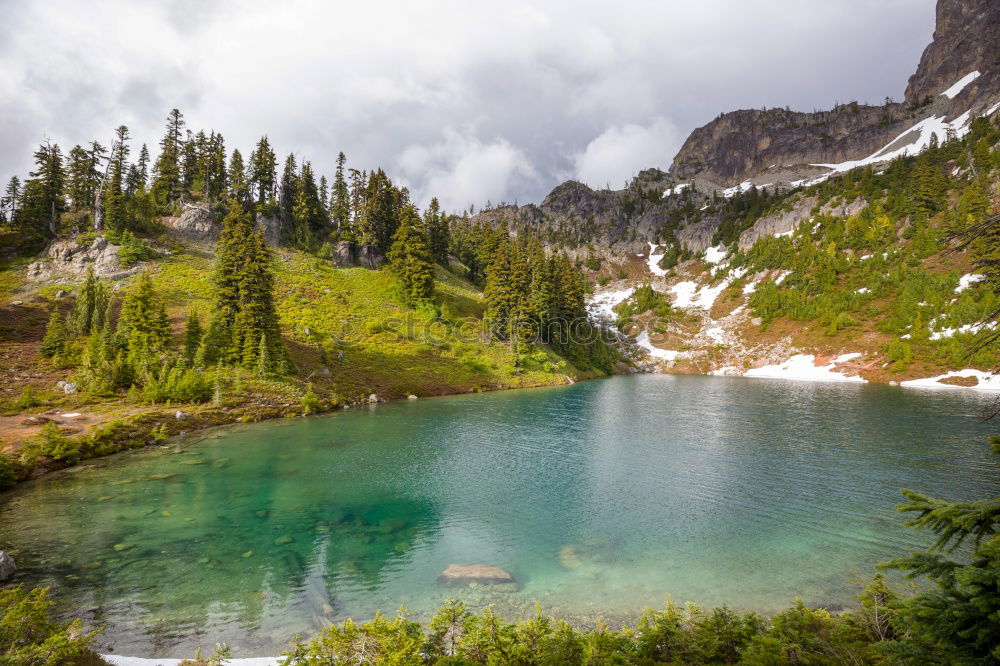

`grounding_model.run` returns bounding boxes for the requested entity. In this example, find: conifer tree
[387,204,435,305]
[228,149,249,207]
[359,169,398,252]
[40,310,67,358]
[209,201,286,371]
[118,273,171,355]
[425,197,449,265]
[183,311,203,363]
[151,108,185,206]
[249,136,277,207]
[22,141,66,236]
[331,152,350,231]
[2,176,21,227]
[74,267,110,335]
